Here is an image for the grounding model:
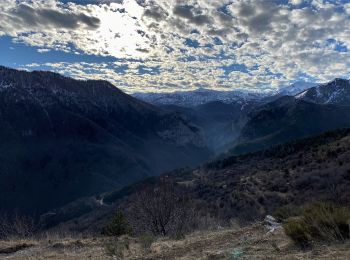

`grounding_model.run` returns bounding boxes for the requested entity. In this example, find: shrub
[273,205,301,222]
[102,211,131,237]
[284,217,311,248]
[104,238,130,258]
[138,234,155,252]
[302,203,350,241]
[283,202,350,247]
